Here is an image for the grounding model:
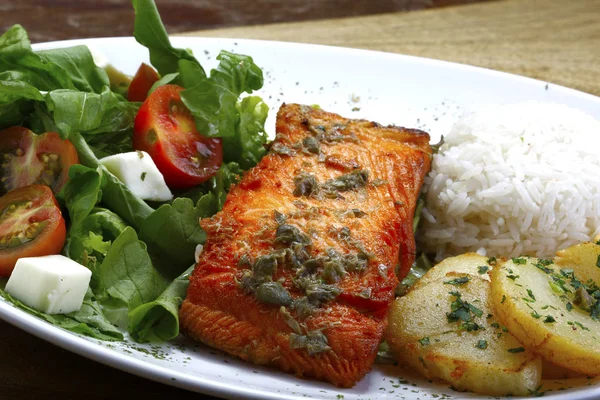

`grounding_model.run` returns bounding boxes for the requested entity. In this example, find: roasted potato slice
[411,253,494,290]
[491,256,600,376]
[387,254,542,396]
[555,242,600,285]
